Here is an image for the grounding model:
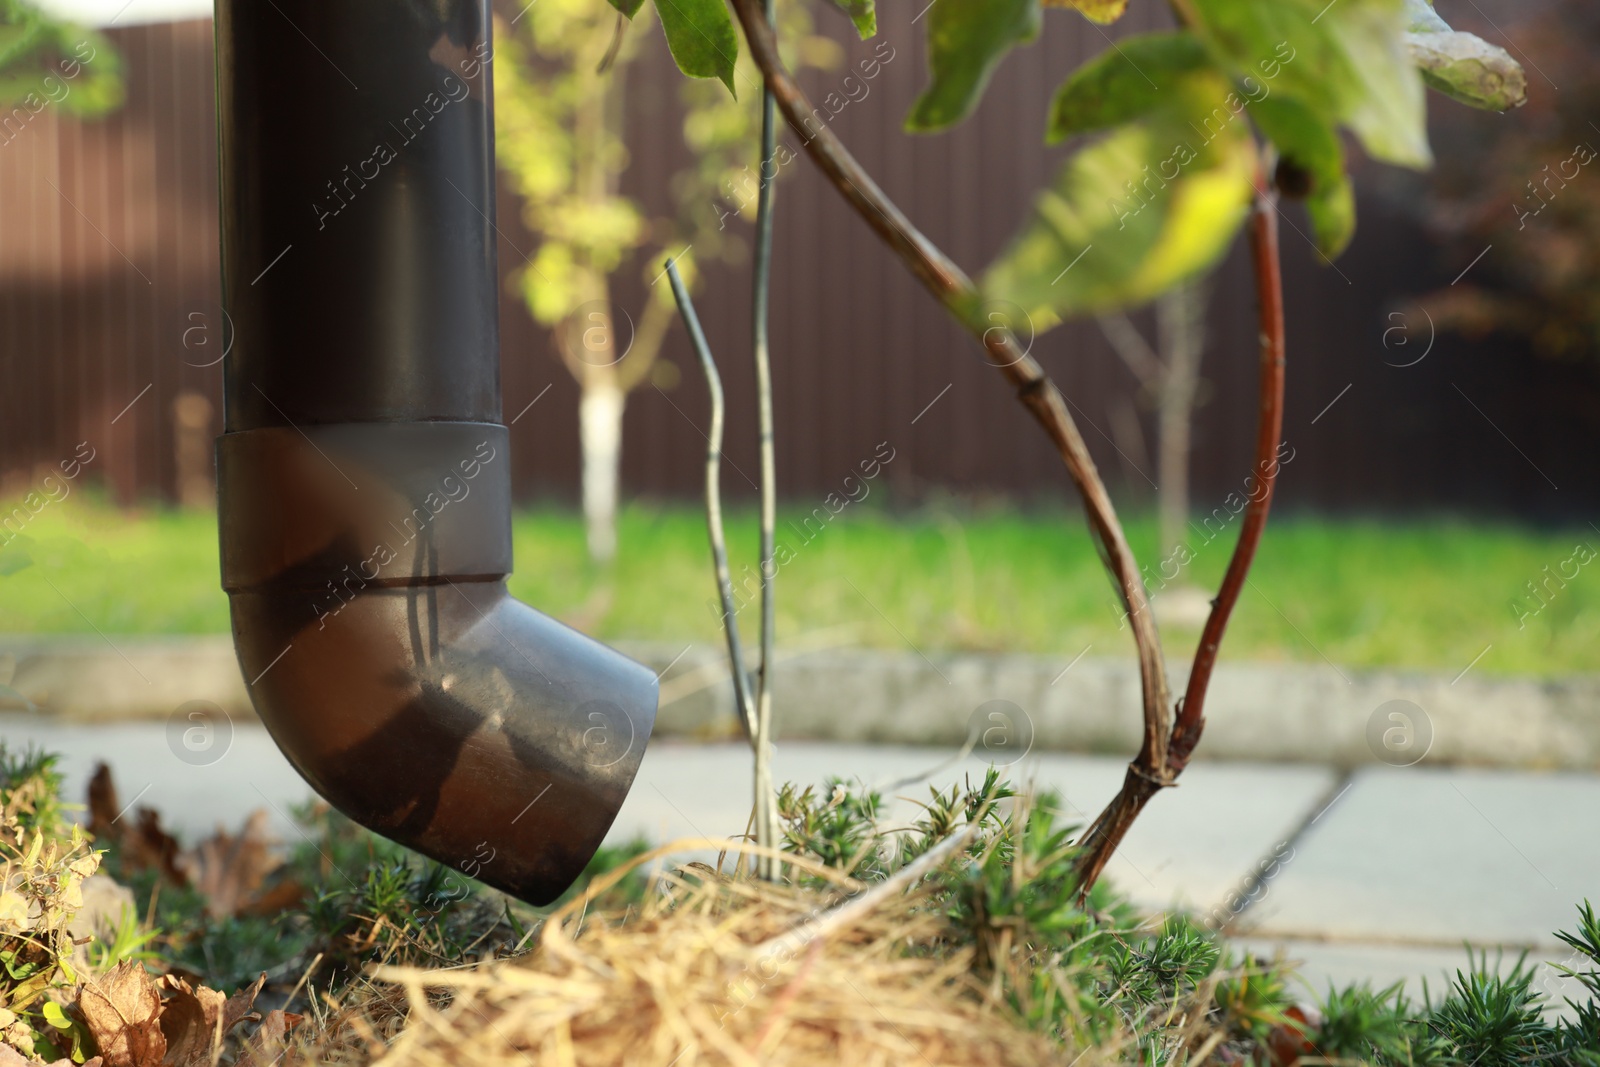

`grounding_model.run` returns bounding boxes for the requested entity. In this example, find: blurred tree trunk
[579,371,625,563]
[1098,278,1209,557]
[565,291,673,564]
[496,3,806,564]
